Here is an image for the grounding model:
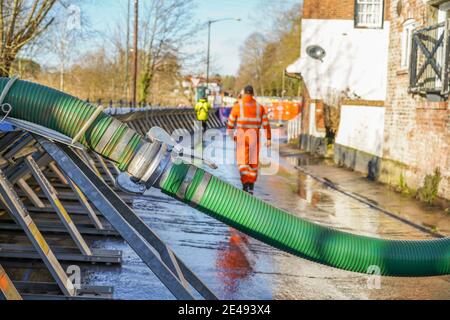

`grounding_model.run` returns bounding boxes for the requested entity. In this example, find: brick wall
[301,84,312,135]
[299,83,326,135]
[315,101,326,131]
[383,0,450,198]
[303,0,355,19]
[303,0,390,21]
